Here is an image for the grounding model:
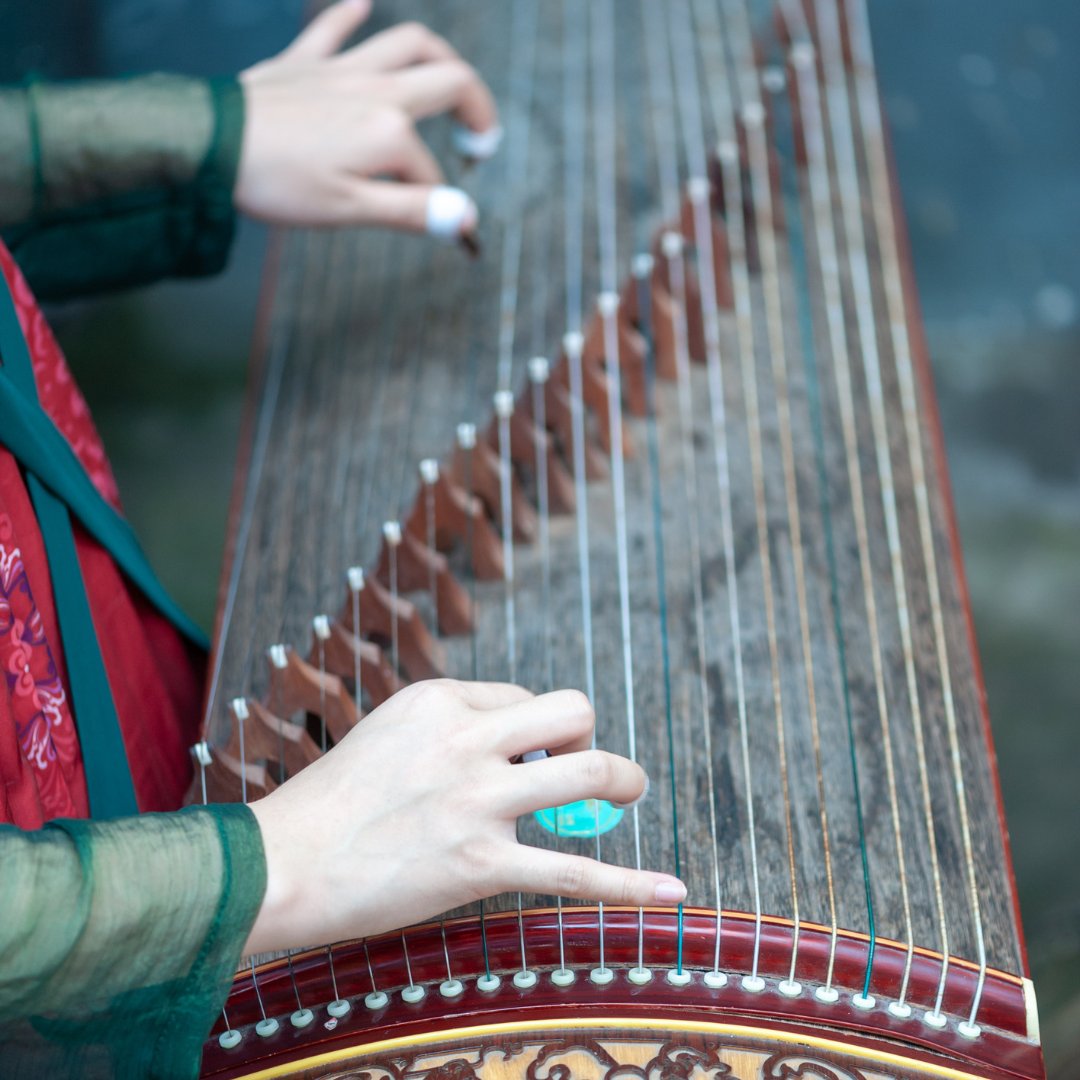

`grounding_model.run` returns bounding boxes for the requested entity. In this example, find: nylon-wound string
[716,0,803,993]
[816,0,944,1012]
[735,13,836,995]
[562,0,603,976]
[649,0,724,980]
[715,142,795,994]
[494,0,537,688]
[635,0,693,979]
[688,2,764,988]
[704,19,799,993]
[495,0,537,397]
[591,0,645,980]
[495,0,539,989]
[562,0,594,704]
[844,0,986,1031]
[201,232,299,745]
[763,50,842,998]
[789,29,900,1004]
[637,255,687,976]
